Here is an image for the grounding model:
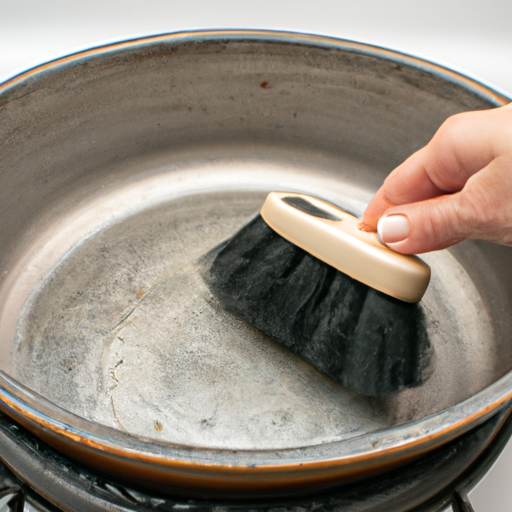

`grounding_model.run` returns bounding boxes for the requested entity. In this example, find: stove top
[0,404,511,512]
